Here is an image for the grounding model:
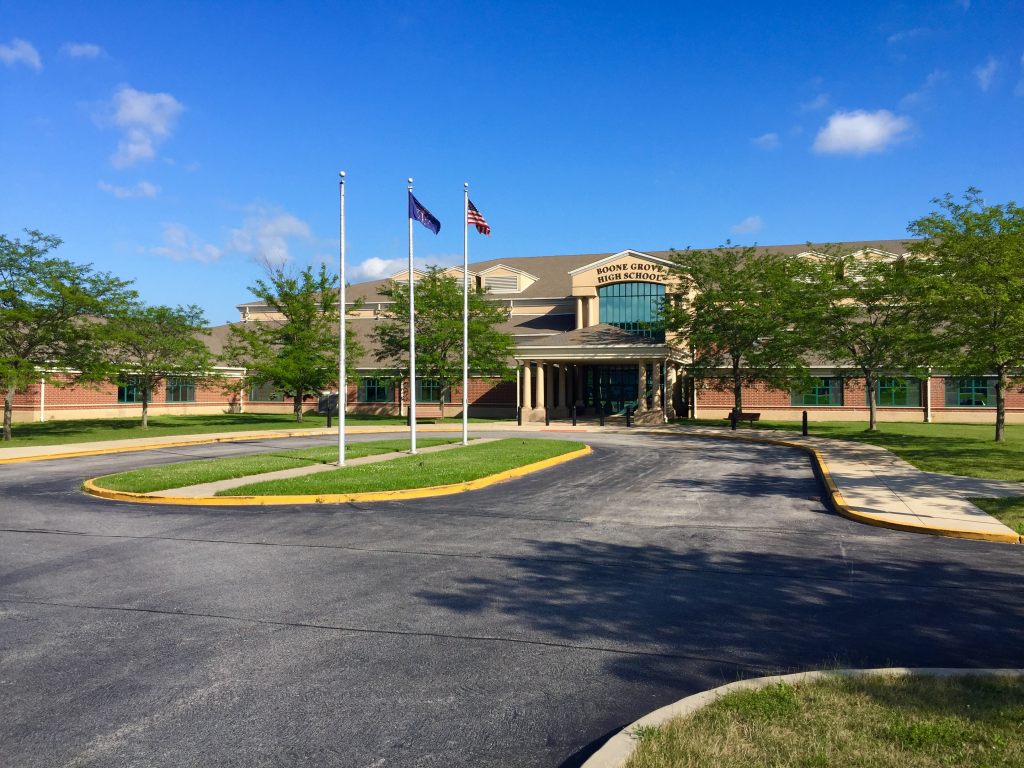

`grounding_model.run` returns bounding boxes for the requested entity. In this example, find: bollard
[571,405,577,426]
[803,410,808,436]
[599,404,605,427]
[730,411,737,430]
[327,410,332,428]
[545,407,550,426]
[625,405,631,428]
[517,406,522,426]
